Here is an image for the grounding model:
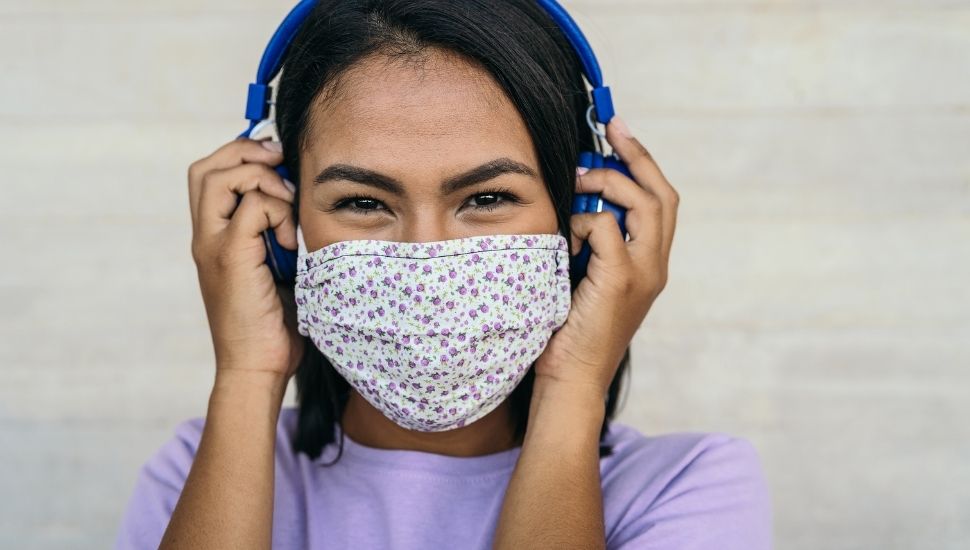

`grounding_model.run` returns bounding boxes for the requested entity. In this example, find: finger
[576,168,663,260]
[197,162,296,236]
[226,189,298,253]
[603,118,675,200]
[188,138,285,225]
[570,211,631,276]
[603,117,680,264]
